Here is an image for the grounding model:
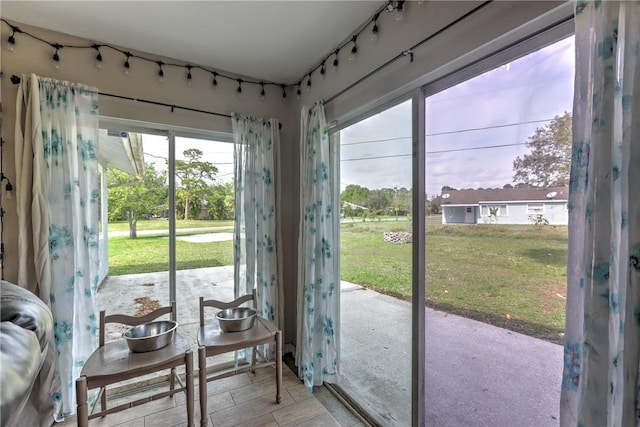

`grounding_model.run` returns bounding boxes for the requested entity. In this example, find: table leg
[185,350,194,427]
[76,376,89,427]
[276,330,282,404]
[198,346,208,427]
